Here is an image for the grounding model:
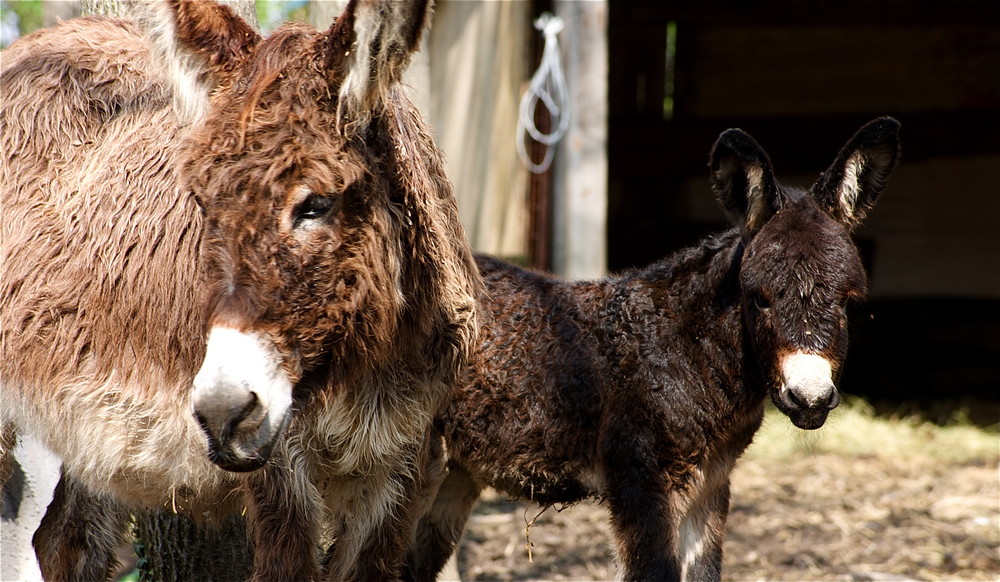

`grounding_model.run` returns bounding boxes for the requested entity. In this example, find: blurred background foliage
[0,0,315,47]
